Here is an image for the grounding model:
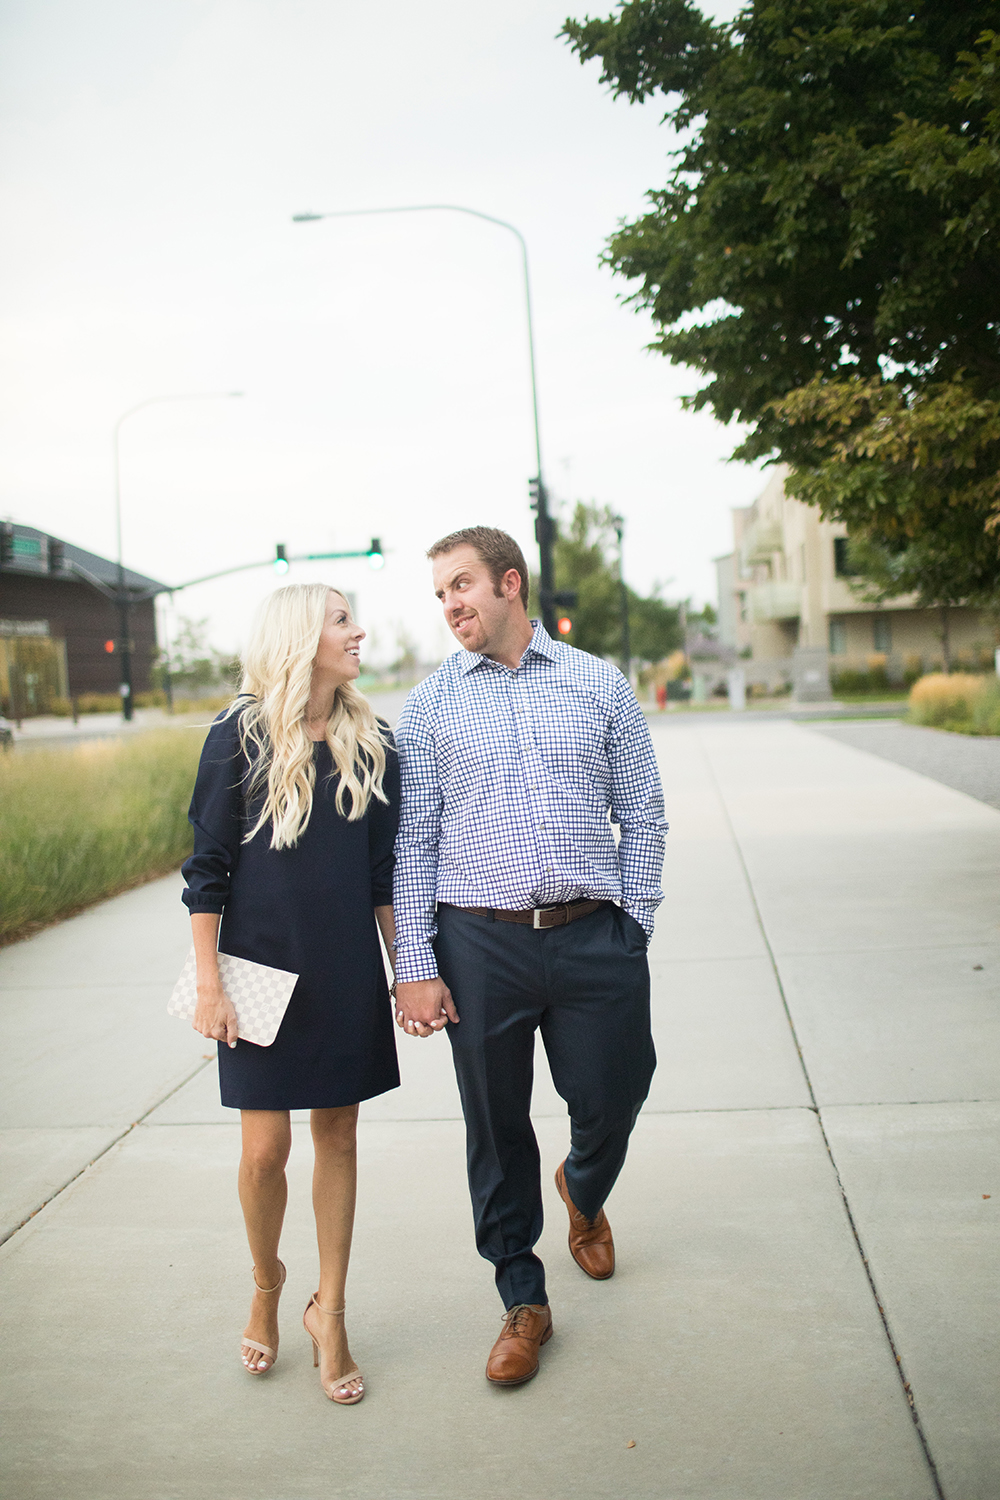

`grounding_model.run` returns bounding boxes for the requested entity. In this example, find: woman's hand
[394,978,459,1038]
[192,977,239,1049]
